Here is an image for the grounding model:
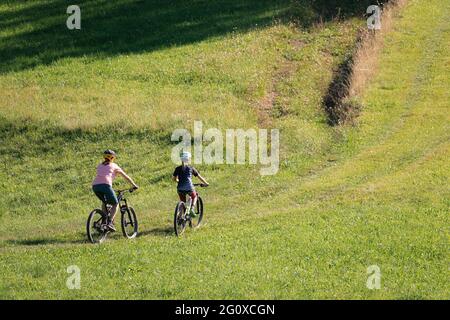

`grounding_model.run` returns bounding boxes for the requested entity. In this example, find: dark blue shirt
[173,165,199,192]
